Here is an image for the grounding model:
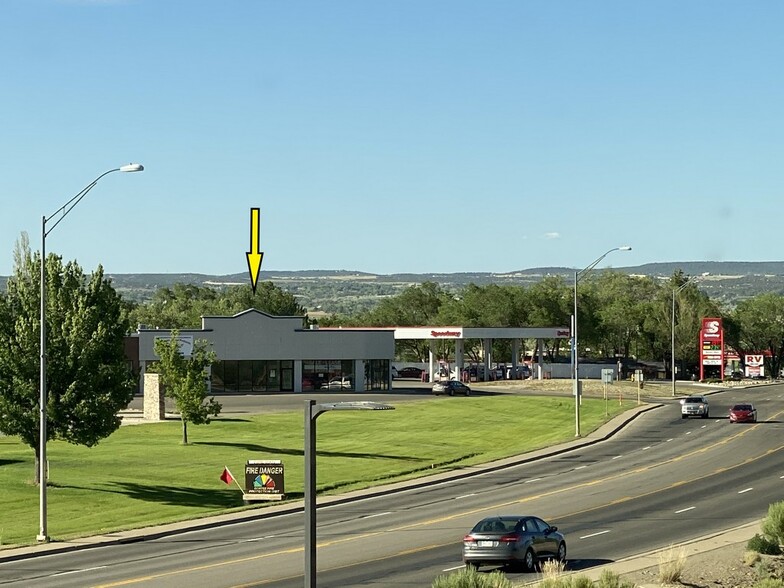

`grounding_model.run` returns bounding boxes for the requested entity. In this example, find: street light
[38,163,144,542]
[305,400,394,588]
[671,274,708,396]
[573,246,632,437]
